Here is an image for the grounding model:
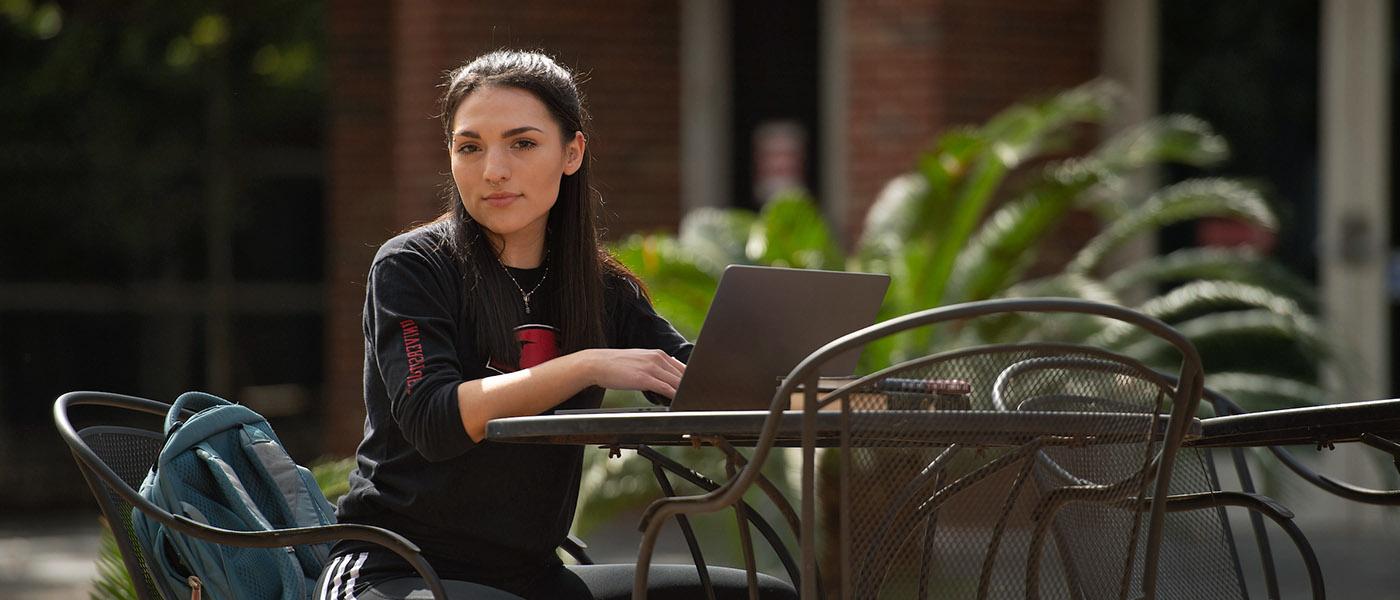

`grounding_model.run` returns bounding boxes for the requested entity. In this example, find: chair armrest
[561,534,593,565]
[154,517,450,600]
[1264,442,1400,506]
[1160,490,1291,520]
[1160,491,1325,600]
